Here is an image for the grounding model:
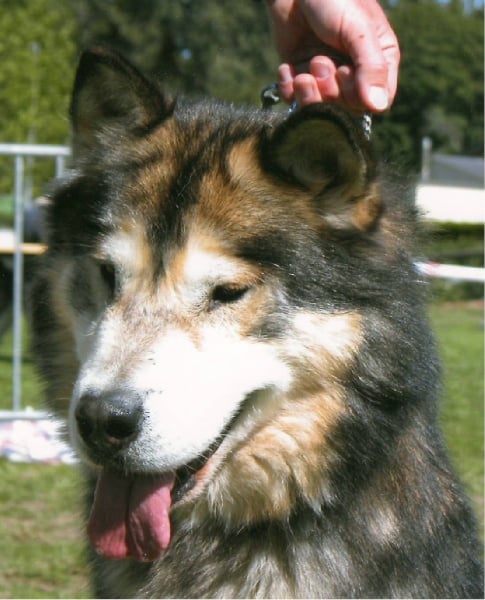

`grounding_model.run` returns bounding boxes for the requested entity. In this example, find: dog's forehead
[103,124,290,247]
[101,216,261,288]
[112,118,260,221]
